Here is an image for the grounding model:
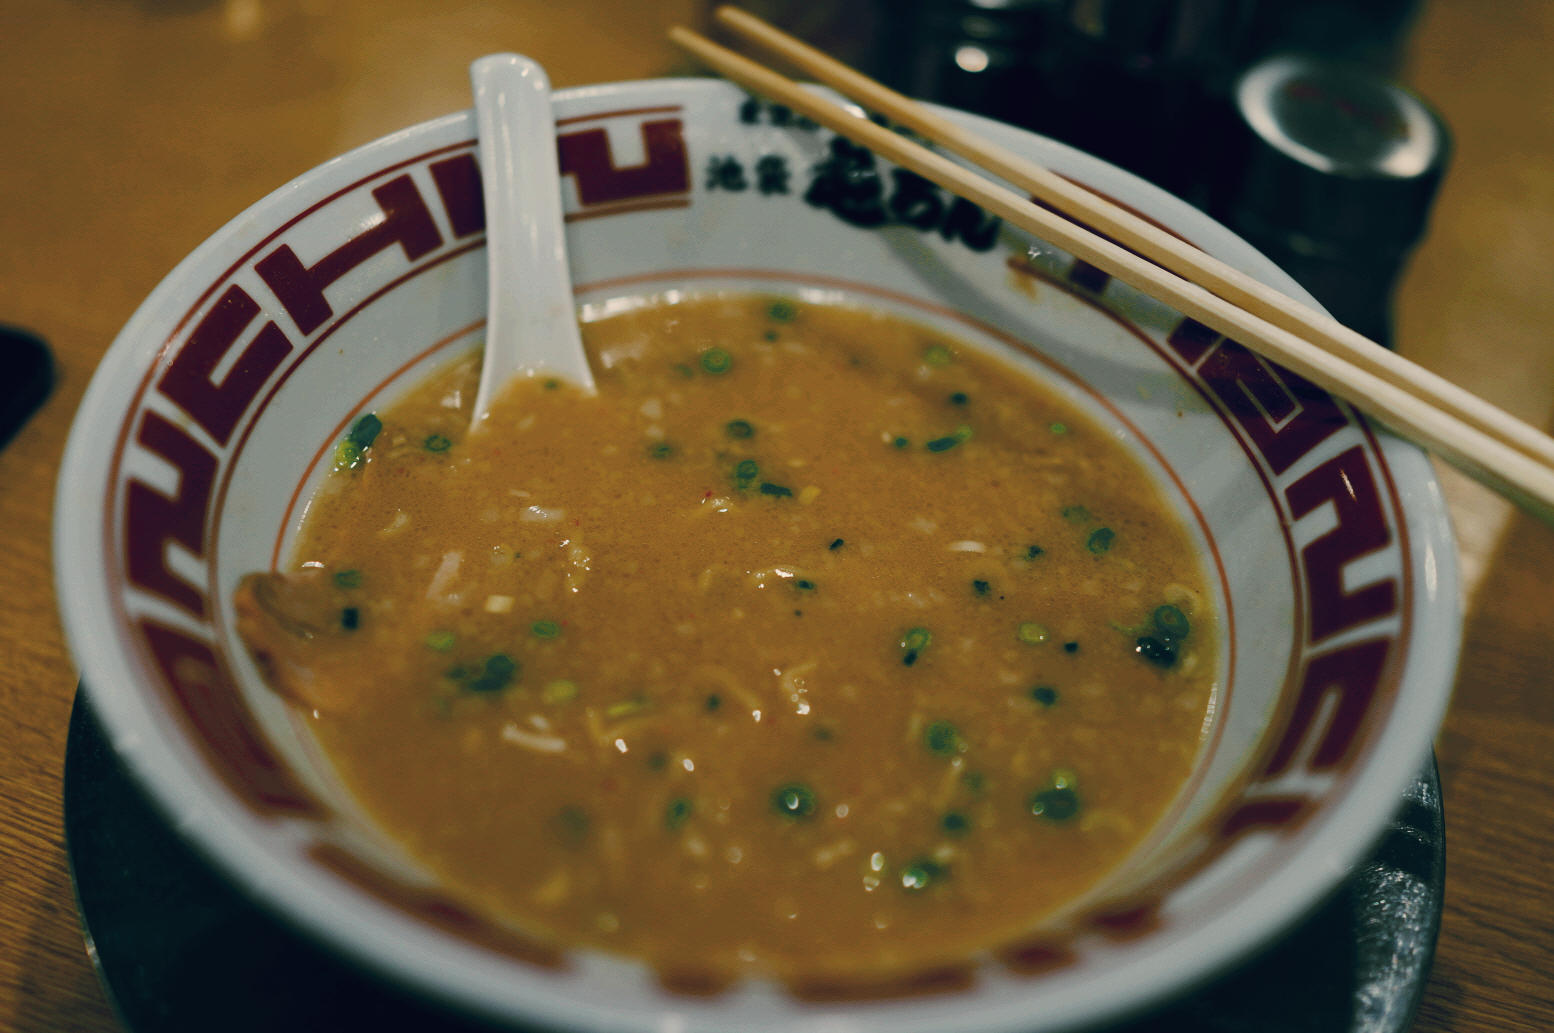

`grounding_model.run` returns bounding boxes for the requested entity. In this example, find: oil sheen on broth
[235,293,1216,984]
